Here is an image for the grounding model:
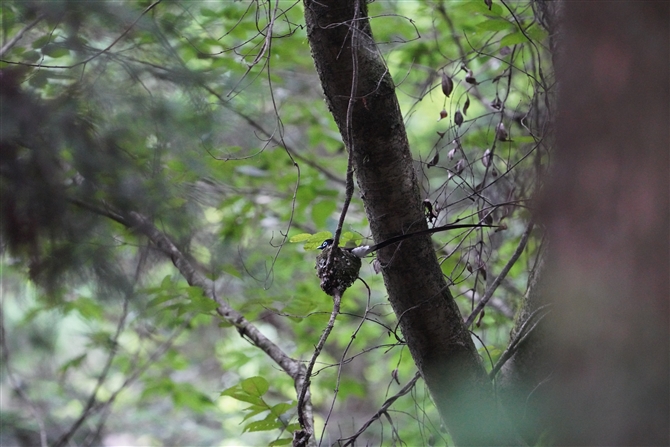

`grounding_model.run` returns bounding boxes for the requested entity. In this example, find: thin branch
[297,291,341,442]
[53,295,131,447]
[0,14,44,58]
[319,278,371,445]
[340,371,422,447]
[489,304,552,379]
[0,305,48,447]
[68,199,306,383]
[464,220,534,328]
[1,1,163,69]
[54,246,151,447]
[327,0,362,254]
